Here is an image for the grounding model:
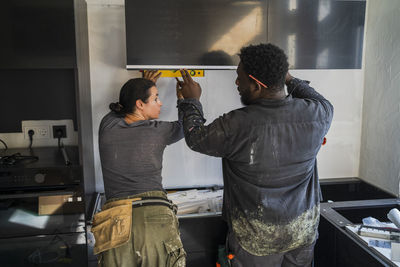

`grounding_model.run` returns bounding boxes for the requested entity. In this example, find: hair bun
[109,102,123,112]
